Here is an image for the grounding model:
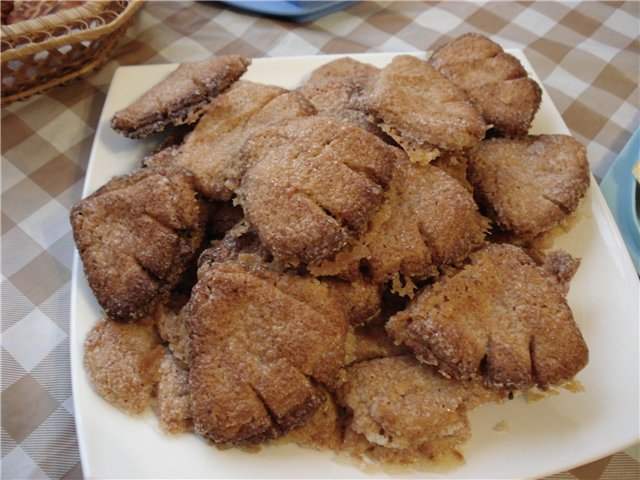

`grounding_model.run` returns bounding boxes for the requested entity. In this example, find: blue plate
[220,1,357,22]
[599,128,640,274]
